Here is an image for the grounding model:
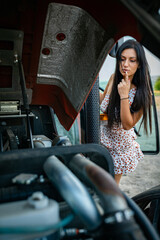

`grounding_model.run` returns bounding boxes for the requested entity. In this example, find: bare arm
[118,72,143,130]
[99,74,114,104]
[120,99,143,130]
